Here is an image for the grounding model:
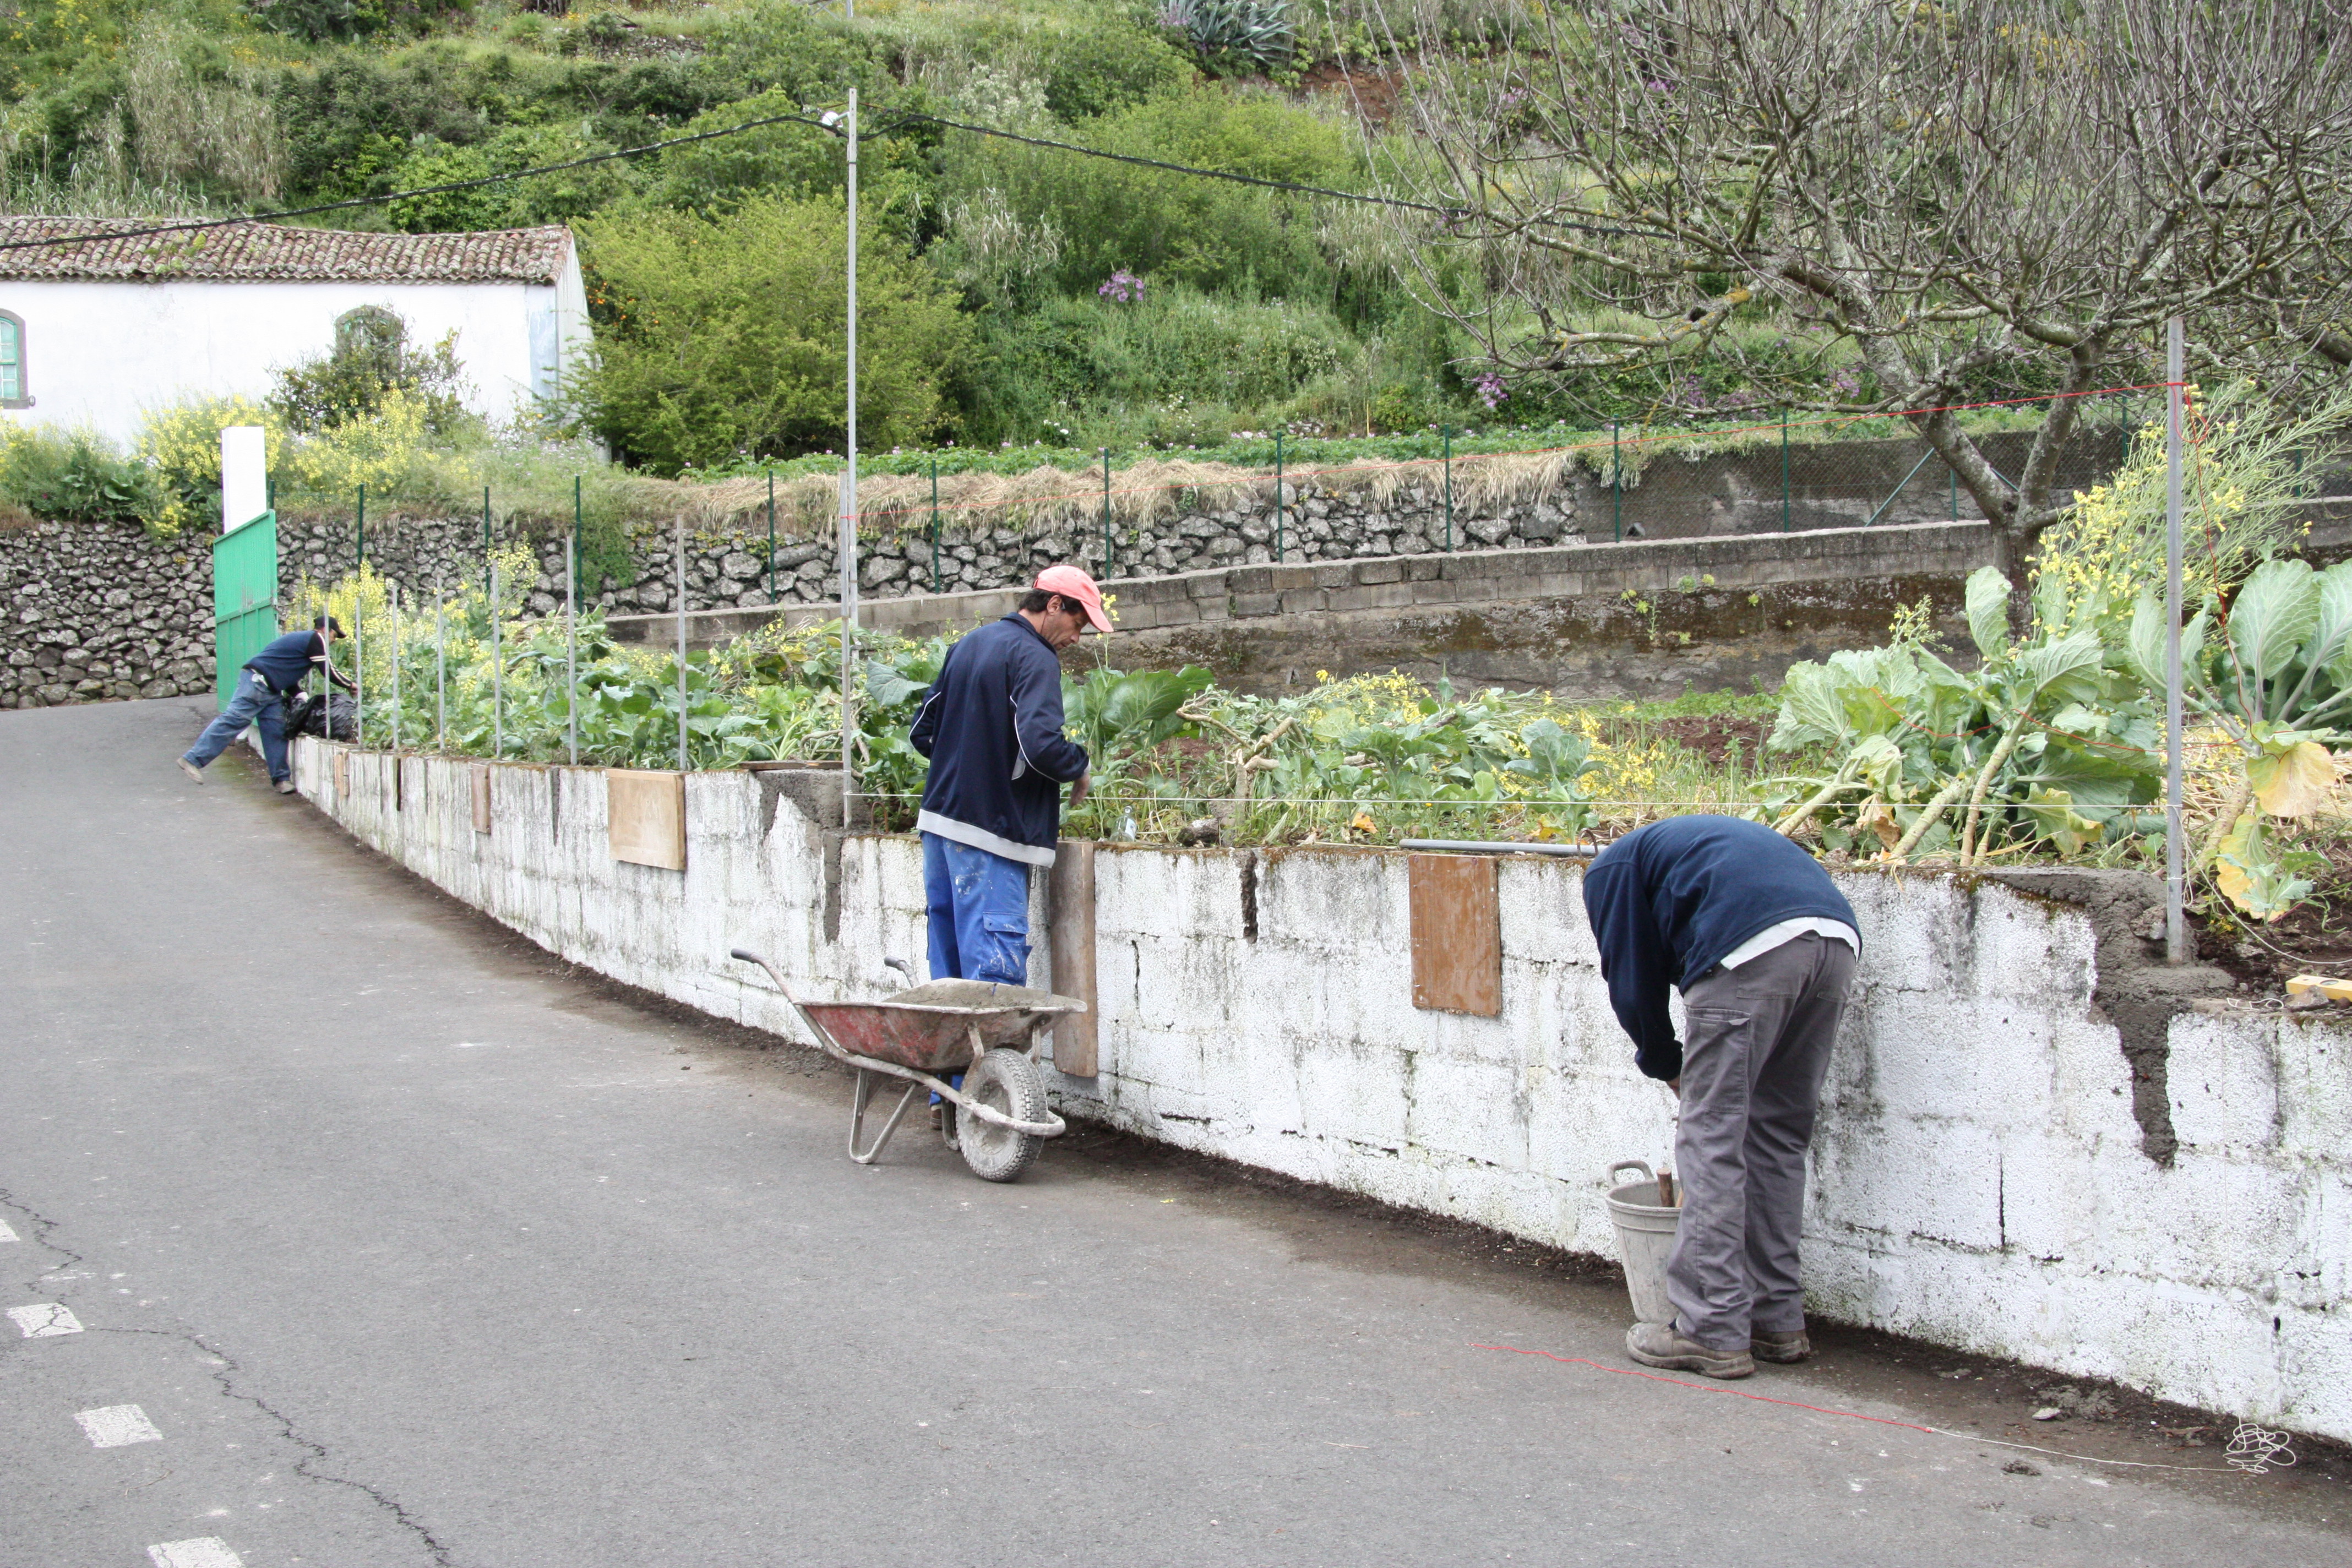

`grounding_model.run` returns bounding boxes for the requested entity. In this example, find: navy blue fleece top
[1581,815,1858,1081]
[908,616,1090,865]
